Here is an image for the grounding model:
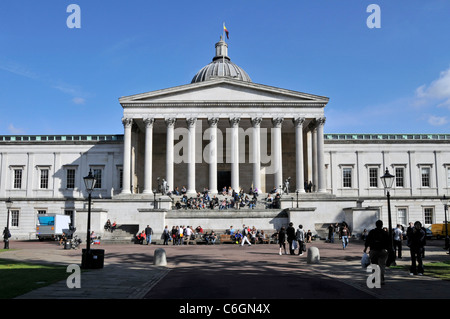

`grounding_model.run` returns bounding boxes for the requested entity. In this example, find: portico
[118,38,329,197]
